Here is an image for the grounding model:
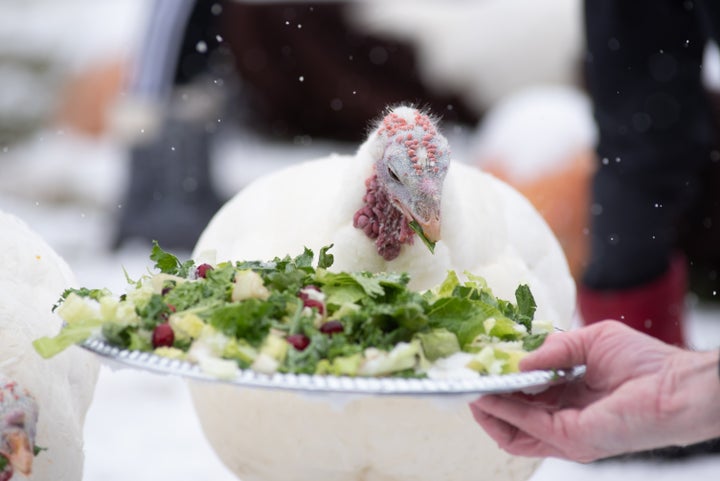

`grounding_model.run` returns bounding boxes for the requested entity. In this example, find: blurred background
[1,0,720,480]
[0,0,591,263]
